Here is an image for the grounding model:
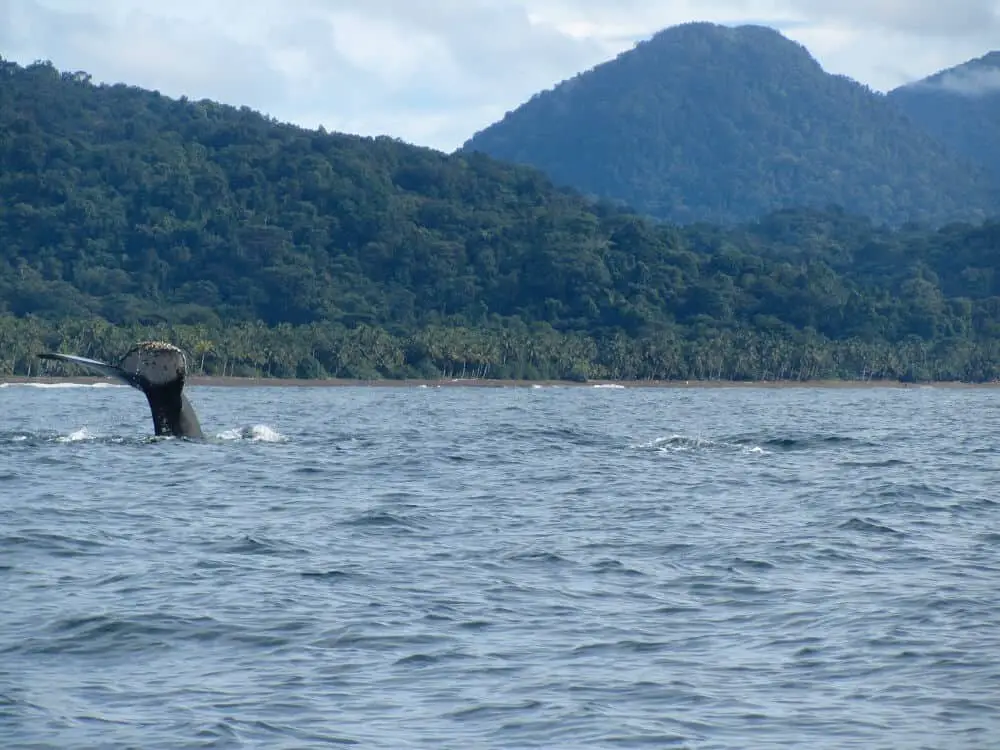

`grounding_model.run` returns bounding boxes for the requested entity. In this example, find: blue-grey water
[1,382,998,749]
